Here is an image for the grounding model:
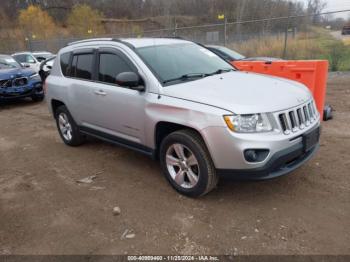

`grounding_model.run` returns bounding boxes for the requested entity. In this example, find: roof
[12,51,52,55]
[121,38,191,48]
[12,52,31,55]
[67,37,192,49]
[32,51,53,54]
